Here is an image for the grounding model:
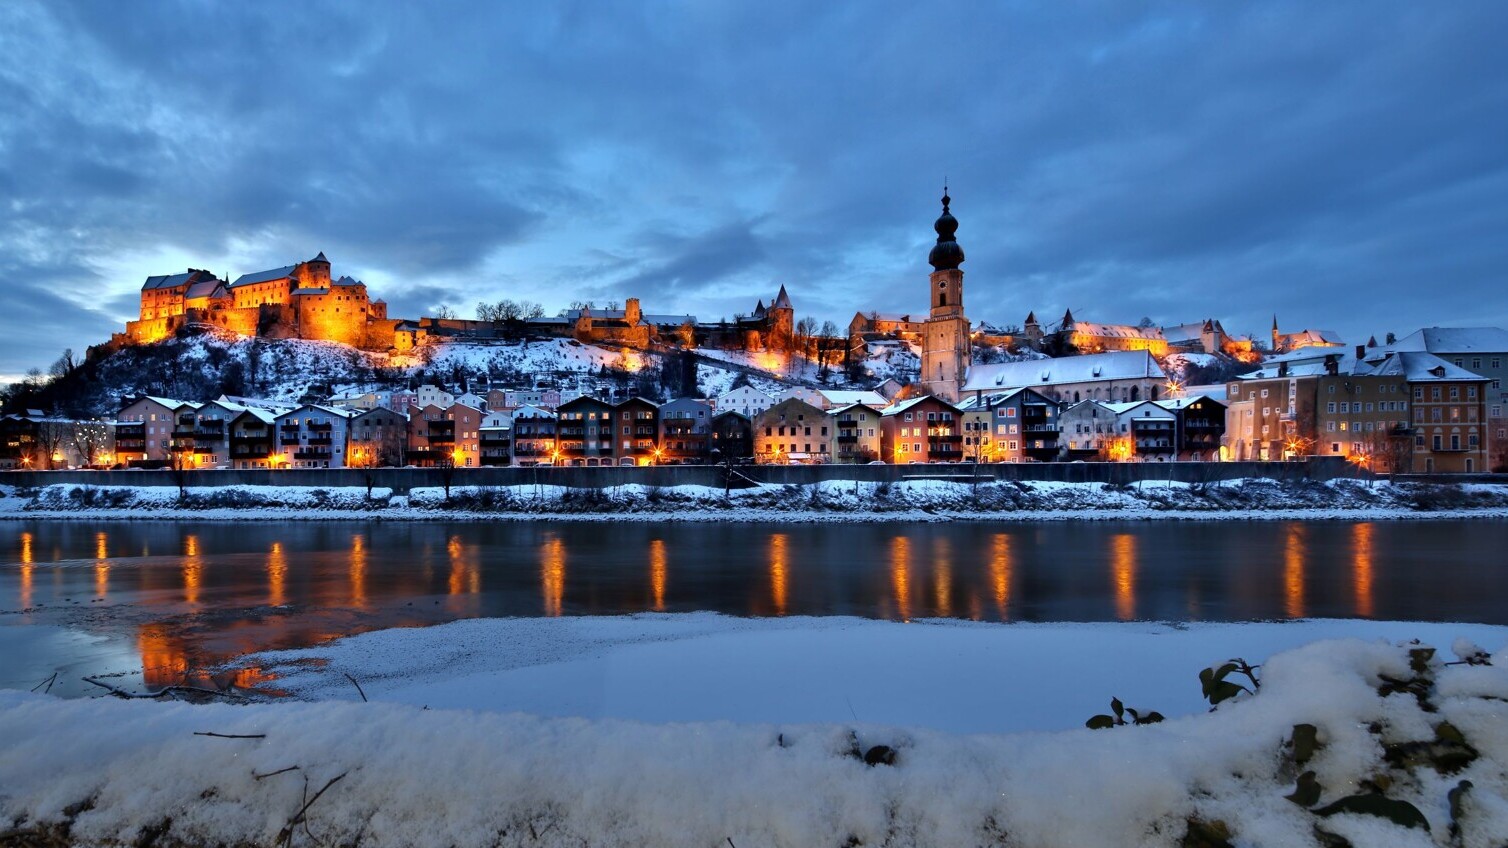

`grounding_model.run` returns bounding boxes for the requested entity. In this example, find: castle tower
[919,189,972,402]
[767,285,794,350]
